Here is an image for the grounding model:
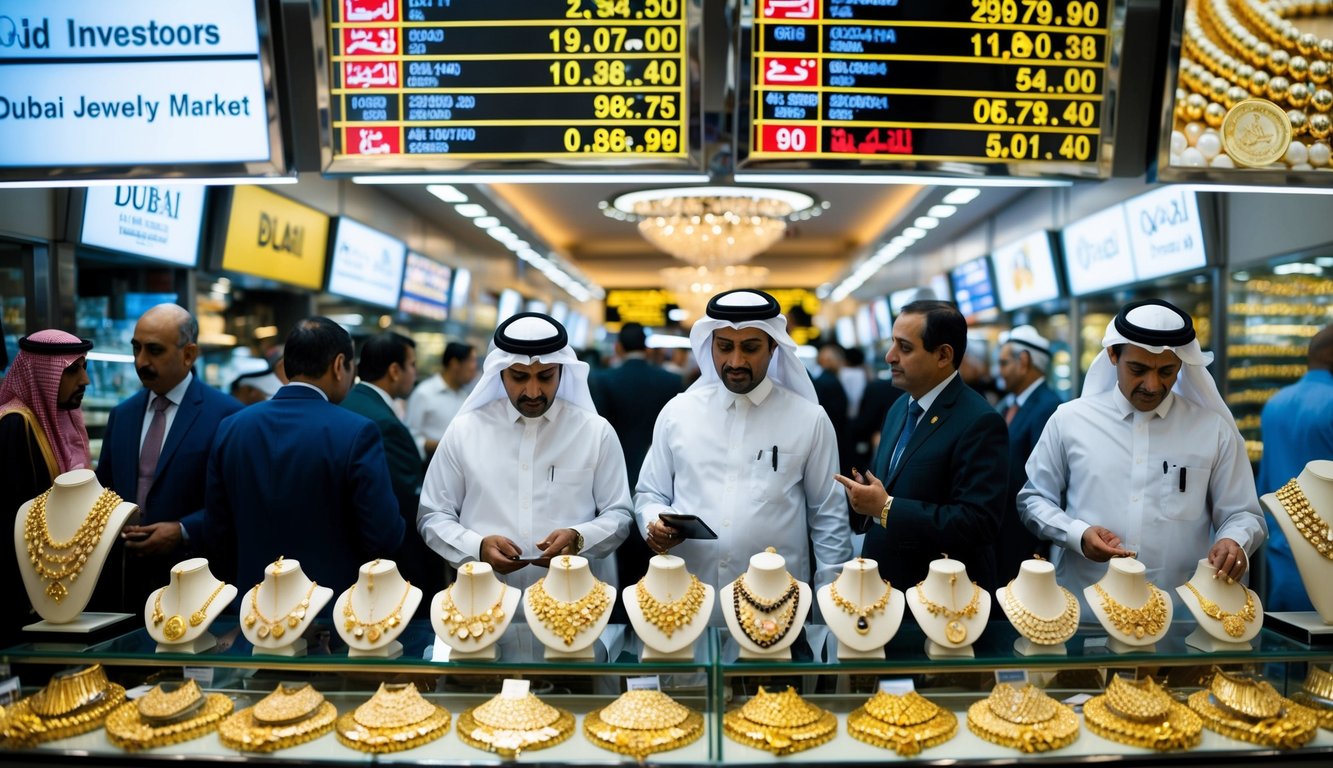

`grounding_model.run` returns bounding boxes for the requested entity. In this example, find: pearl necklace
[23,488,122,603]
